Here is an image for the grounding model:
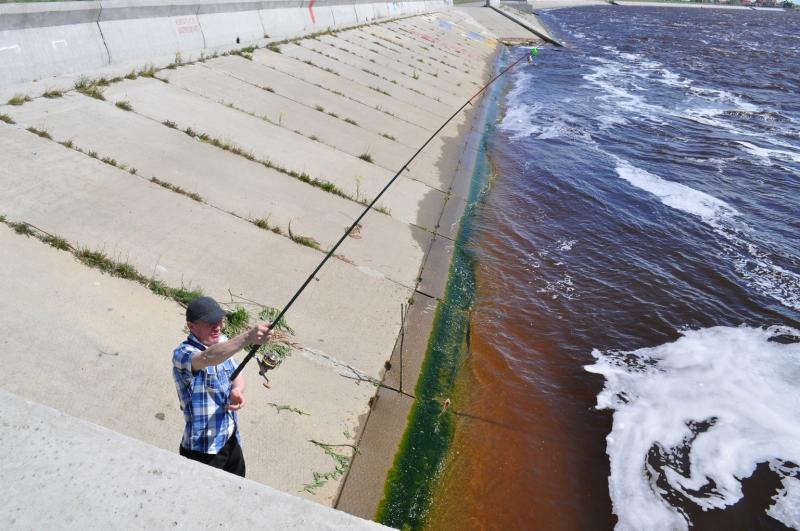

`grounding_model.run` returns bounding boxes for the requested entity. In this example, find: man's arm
[227,374,247,411]
[191,323,272,371]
